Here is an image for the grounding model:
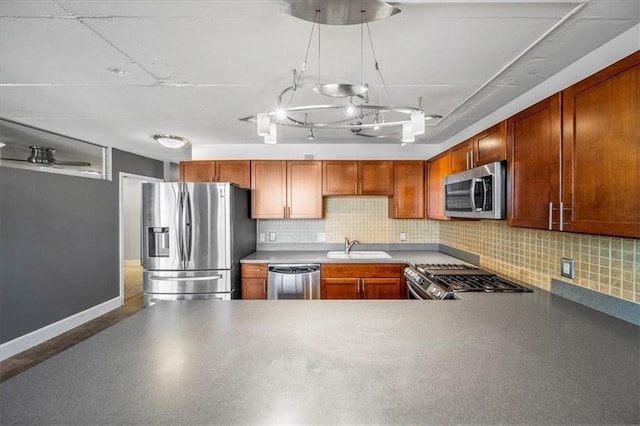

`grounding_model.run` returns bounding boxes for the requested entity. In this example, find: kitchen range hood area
[1,1,639,424]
